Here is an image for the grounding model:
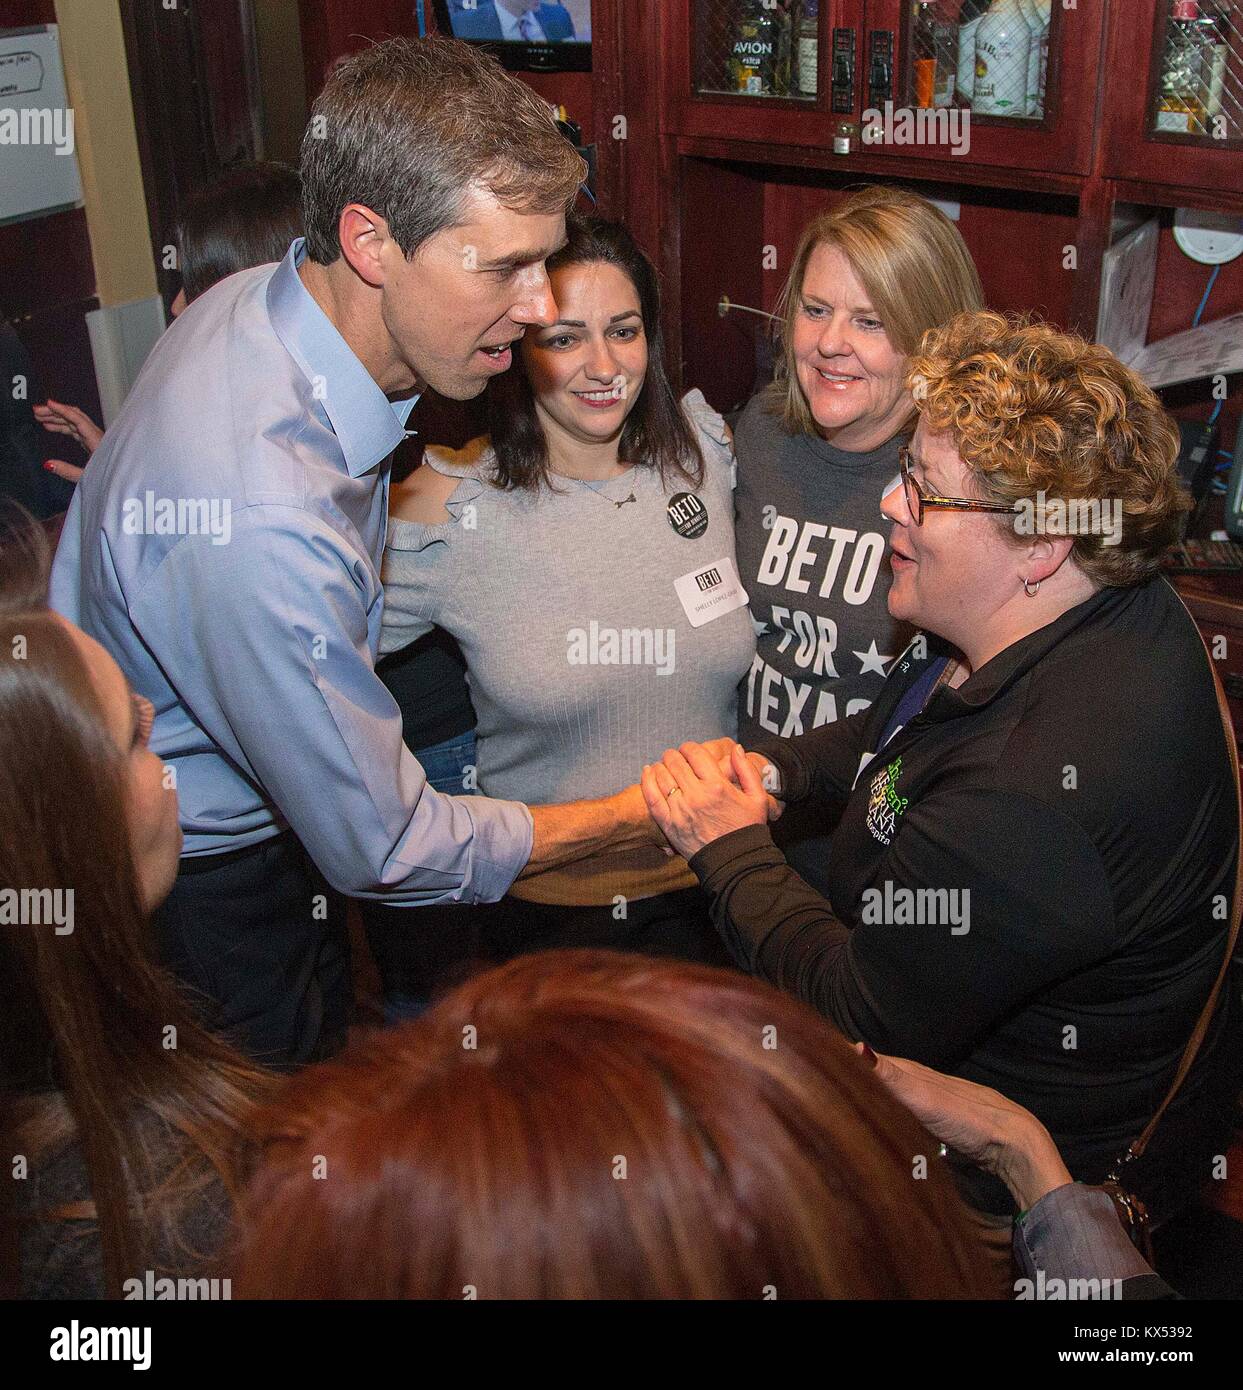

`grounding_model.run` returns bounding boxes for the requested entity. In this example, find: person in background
[36,161,304,486]
[643,312,1239,1274]
[0,514,269,1299]
[377,216,758,974]
[735,185,984,894]
[232,950,1171,1299]
[49,38,664,1072]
